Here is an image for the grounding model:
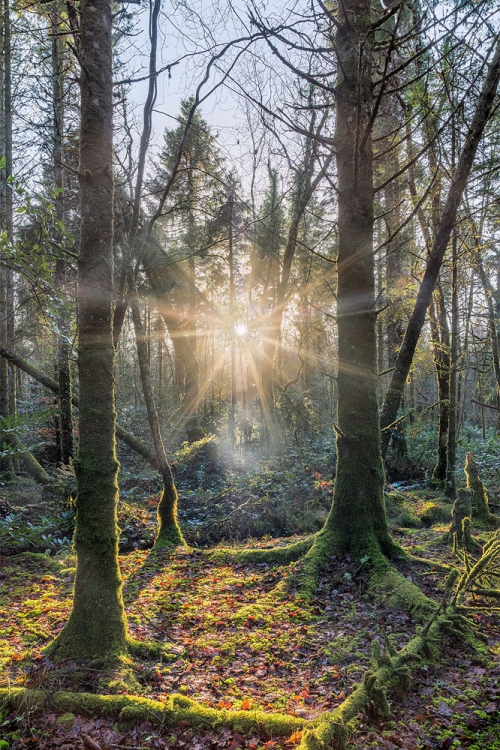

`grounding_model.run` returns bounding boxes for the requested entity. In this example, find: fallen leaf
[83,736,101,750]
